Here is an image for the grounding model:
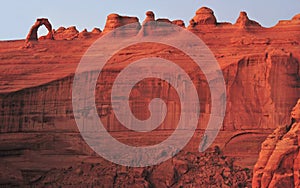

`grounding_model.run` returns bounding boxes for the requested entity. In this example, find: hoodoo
[234,11,262,28]
[188,7,217,28]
